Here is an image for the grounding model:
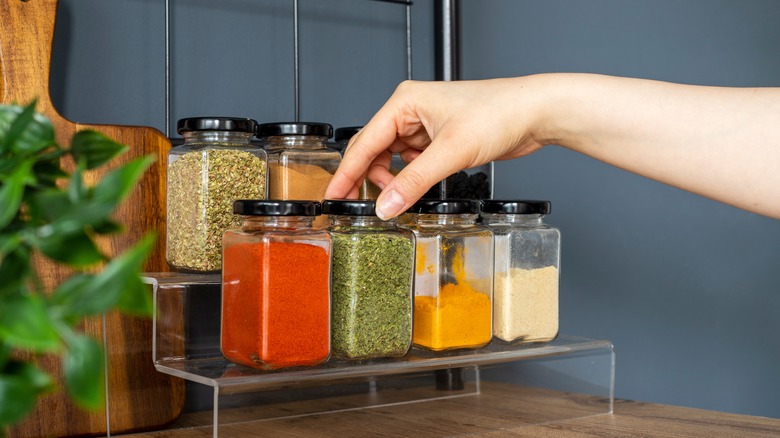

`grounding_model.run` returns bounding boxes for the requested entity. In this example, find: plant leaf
[91,219,123,235]
[91,155,155,205]
[70,130,128,170]
[0,373,38,426]
[115,275,154,316]
[26,189,73,223]
[68,164,87,202]
[0,101,55,155]
[0,245,31,299]
[0,102,34,153]
[31,154,67,188]
[5,360,54,393]
[0,294,61,353]
[63,335,104,410]
[50,233,155,319]
[50,274,99,320]
[0,158,36,229]
[0,342,9,368]
[36,229,105,267]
